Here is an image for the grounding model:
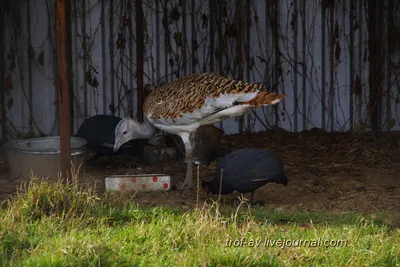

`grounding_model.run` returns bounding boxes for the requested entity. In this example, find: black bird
[75,115,143,165]
[202,148,288,205]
